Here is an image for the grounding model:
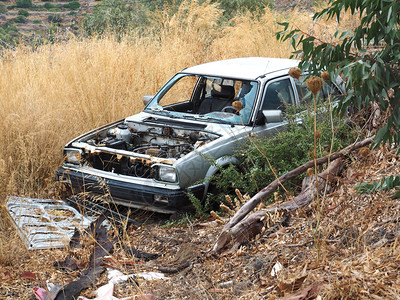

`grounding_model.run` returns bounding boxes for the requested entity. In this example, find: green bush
[31,5,47,11]
[14,15,27,23]
[48,14,62,24]
[206,102,357,209]
[83,0,148,36]
[18,9,29,16]
[212,0,271,19]
[63,1,80,10]
[43,3,54,9]
[33,19,41,24]
[142,0,271,18]
[0,23,20,48]
[16,0,32,8]
[0,2,7,13]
